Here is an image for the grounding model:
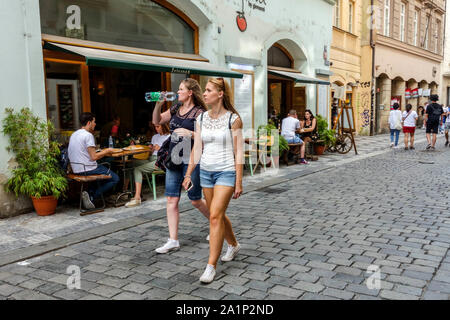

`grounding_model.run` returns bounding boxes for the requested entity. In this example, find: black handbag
[155,105,196,171]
